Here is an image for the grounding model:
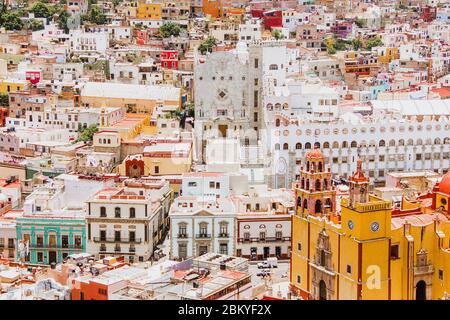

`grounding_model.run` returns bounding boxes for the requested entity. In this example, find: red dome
[306,146,324,159]
[439,171,450,195]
